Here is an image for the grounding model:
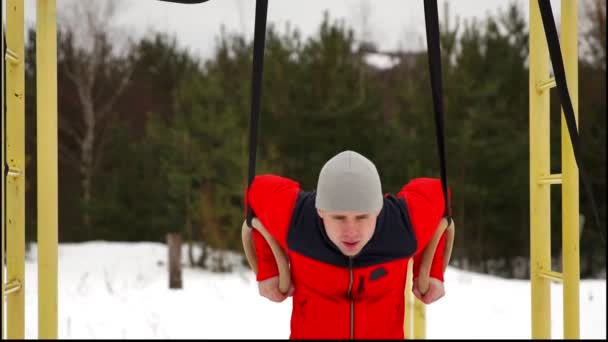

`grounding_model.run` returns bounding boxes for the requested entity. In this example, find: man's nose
[343,220,358,234]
